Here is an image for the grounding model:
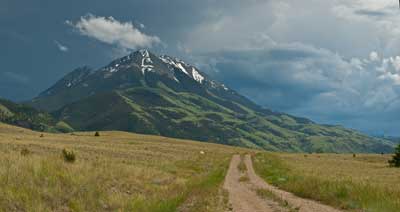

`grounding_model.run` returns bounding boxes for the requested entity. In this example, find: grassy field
[253,152,400,212]
[0,123,247,211]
